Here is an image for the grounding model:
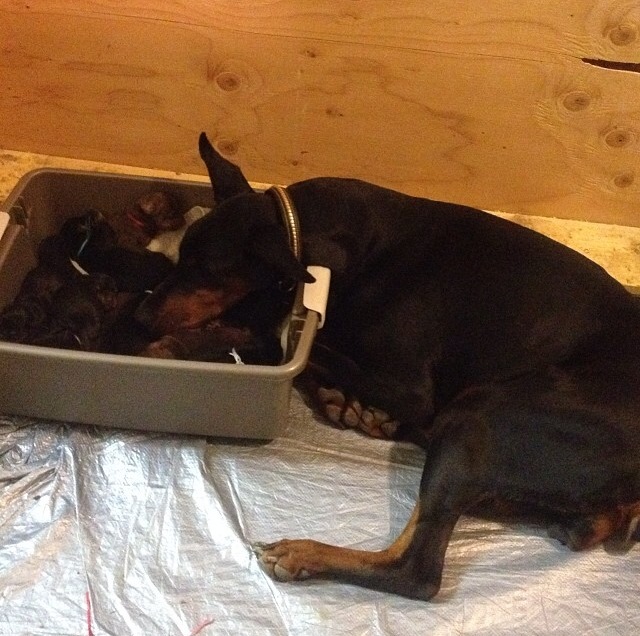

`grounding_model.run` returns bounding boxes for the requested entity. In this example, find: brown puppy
[136,133,640,601]
[25,272,119,351]
[108,190,186,251]
[0,265,66,343]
